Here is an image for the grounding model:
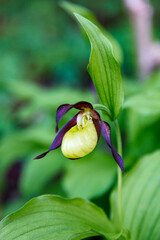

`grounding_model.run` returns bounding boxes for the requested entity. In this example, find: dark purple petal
[56,101,93,132]
[34,151,49,160]
[101,120,124,173]
[49,114,77,151]
[91,109,100,120]
[92,118,101,141]
[56,104,72,132]
[34,114,78,160]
